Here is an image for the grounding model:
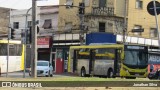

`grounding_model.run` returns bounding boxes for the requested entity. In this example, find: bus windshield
[124,50,148,68]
